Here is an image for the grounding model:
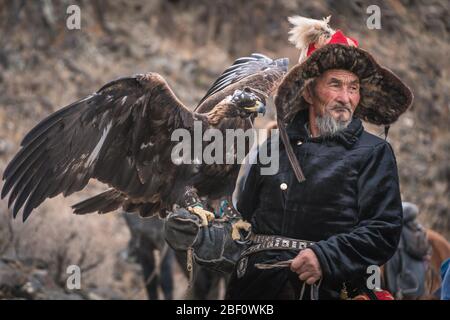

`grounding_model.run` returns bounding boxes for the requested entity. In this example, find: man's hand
[290,248,322,285]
